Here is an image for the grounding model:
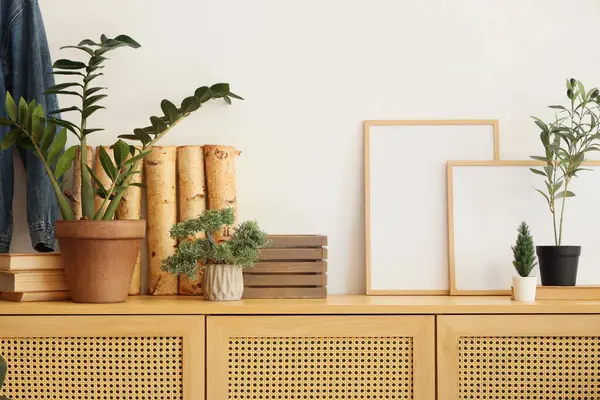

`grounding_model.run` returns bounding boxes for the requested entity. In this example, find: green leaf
[40,121,56,154]
[85,87,106,97]
[161,100,179,124]
[52,70,85,77]
[548,105,567,111]
[112,139,130,167]
[128,182,145,188]
[123,149,151,167]
[5,92,17,121]
[47,128,67,166]
[577,81,586,101]
[529,155,547,162]
[78,39,100,47]
[46,82,83,93]
[60,45,94,56]
[44,90,83,98]
[150,116,168,134]
[98,146,116,180]
[195,86,213,103]
[84,73,104,84]
[113,34,141,48]
[88,55,107,68]
[0,129,19,150]
[529,168,546,177]
[47,106,82,115]
[228,92,244,100]
[117,134,139,141]
[544,165,554,180]
[0,116,13,125]
[86,165,106,192]
[535,189,551,205]
[0,354,7,389]
[17,135,33,150]
[83,94,108,108]
[556,190,575,199]
[18,97,28,126]
[83,105,106,119]
[54,145,79,179]
[53,59,87,70]
[133,128,152,145]
[223,95,232,105]
[100,34,108,43]
[49,118,80,136]
[31,104,46,141]
[181,96,201,113]
[83,128,104,136]
[532,118,549,133]
[210,83,230,98]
